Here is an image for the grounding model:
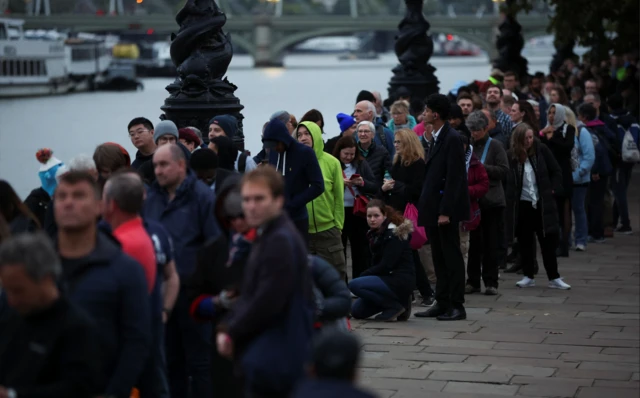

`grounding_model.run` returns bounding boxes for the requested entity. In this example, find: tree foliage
[508,0,639,63]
